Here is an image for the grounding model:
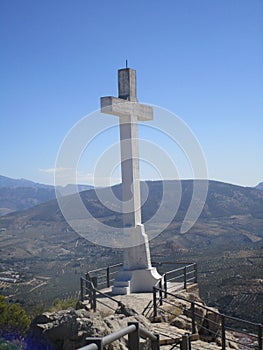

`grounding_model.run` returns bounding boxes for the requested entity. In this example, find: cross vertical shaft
[118,69,140,227]
[119,114,141,227]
